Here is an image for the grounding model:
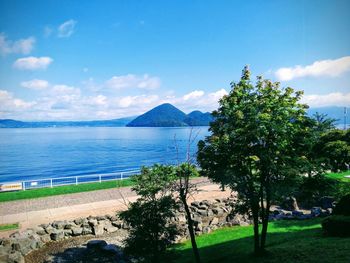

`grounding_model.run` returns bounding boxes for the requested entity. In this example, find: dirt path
[0,178,232,237]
